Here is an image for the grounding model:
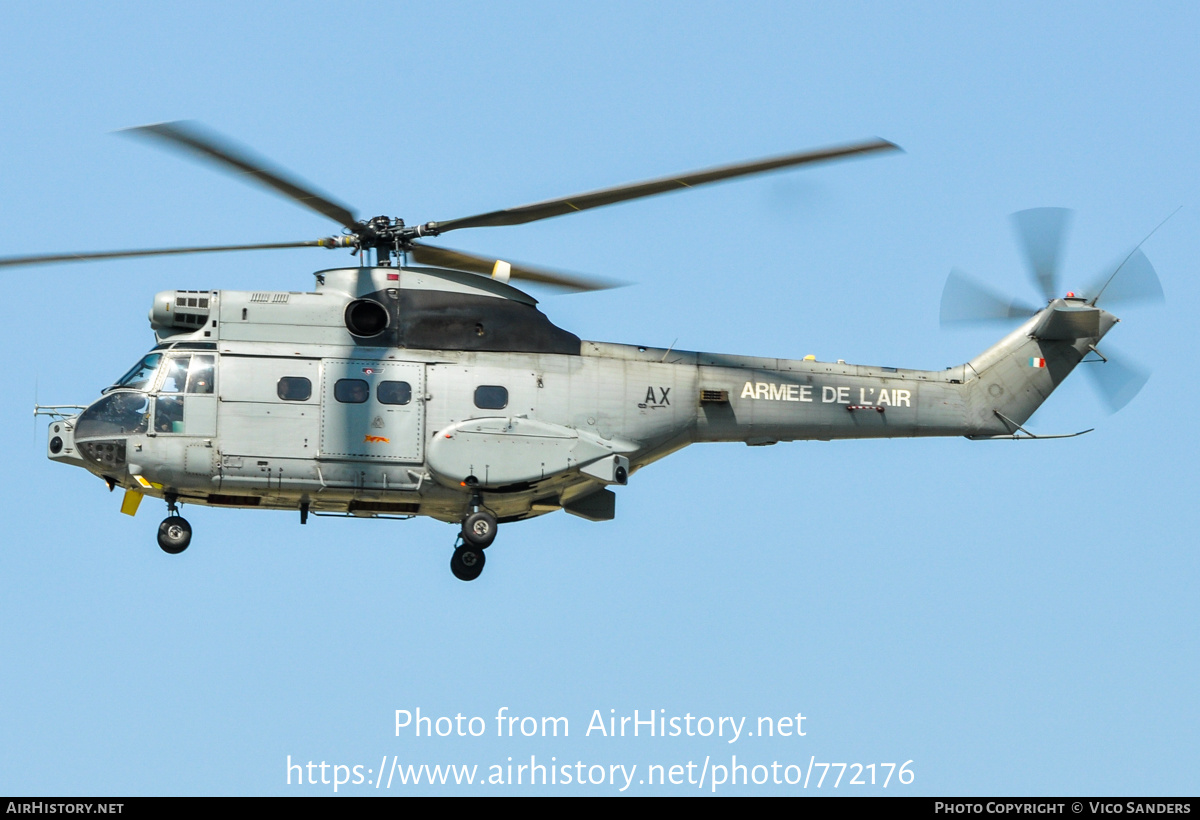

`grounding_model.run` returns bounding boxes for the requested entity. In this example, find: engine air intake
[344,299,389,337]
[150,290,214,332]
